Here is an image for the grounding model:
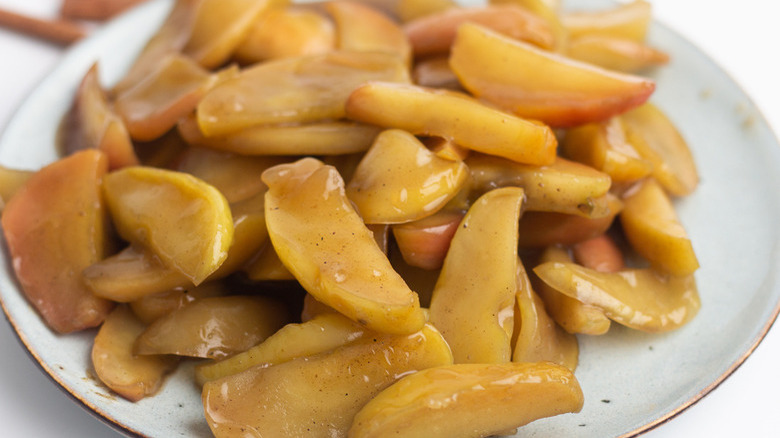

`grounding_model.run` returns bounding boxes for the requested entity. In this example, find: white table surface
[0,1,778,437]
